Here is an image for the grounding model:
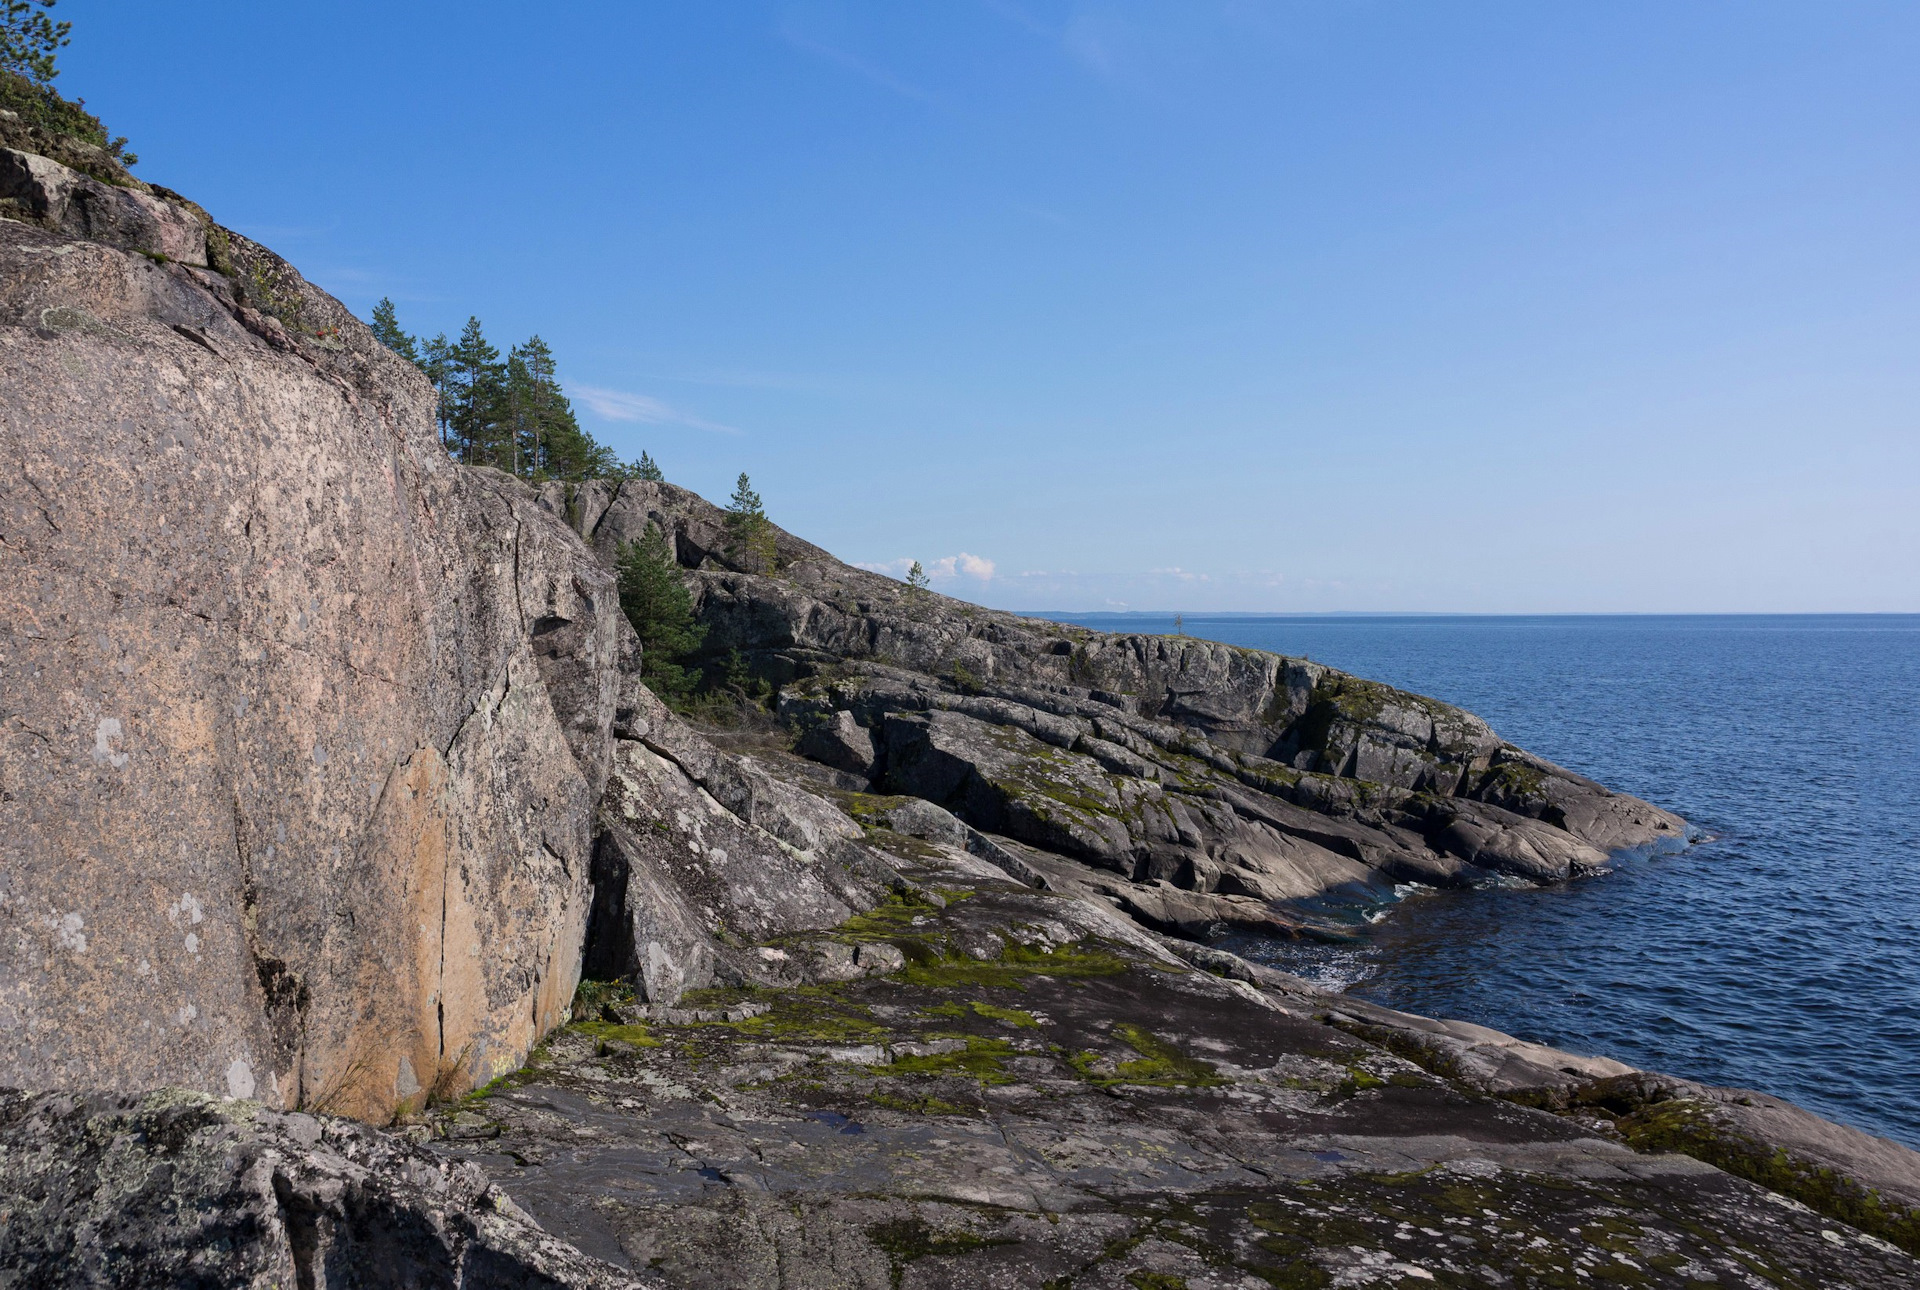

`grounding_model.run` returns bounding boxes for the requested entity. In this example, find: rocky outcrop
[546,479,1686,937]
[421,835,1920,1287]
[0,195,632,1118]
[0,153,893,1123]
[0,1088,645,1287]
